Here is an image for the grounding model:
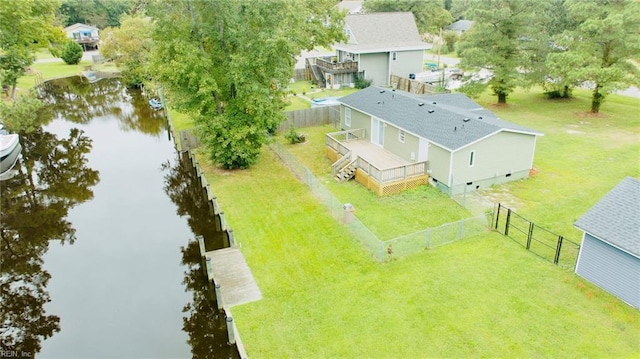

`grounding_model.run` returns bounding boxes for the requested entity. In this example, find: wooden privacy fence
[279,105,339,132]
[390,74,449,95]
[494,203,581,269]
